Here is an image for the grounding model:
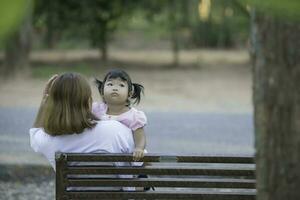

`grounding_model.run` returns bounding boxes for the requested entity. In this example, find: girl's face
[103,77,129,105]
